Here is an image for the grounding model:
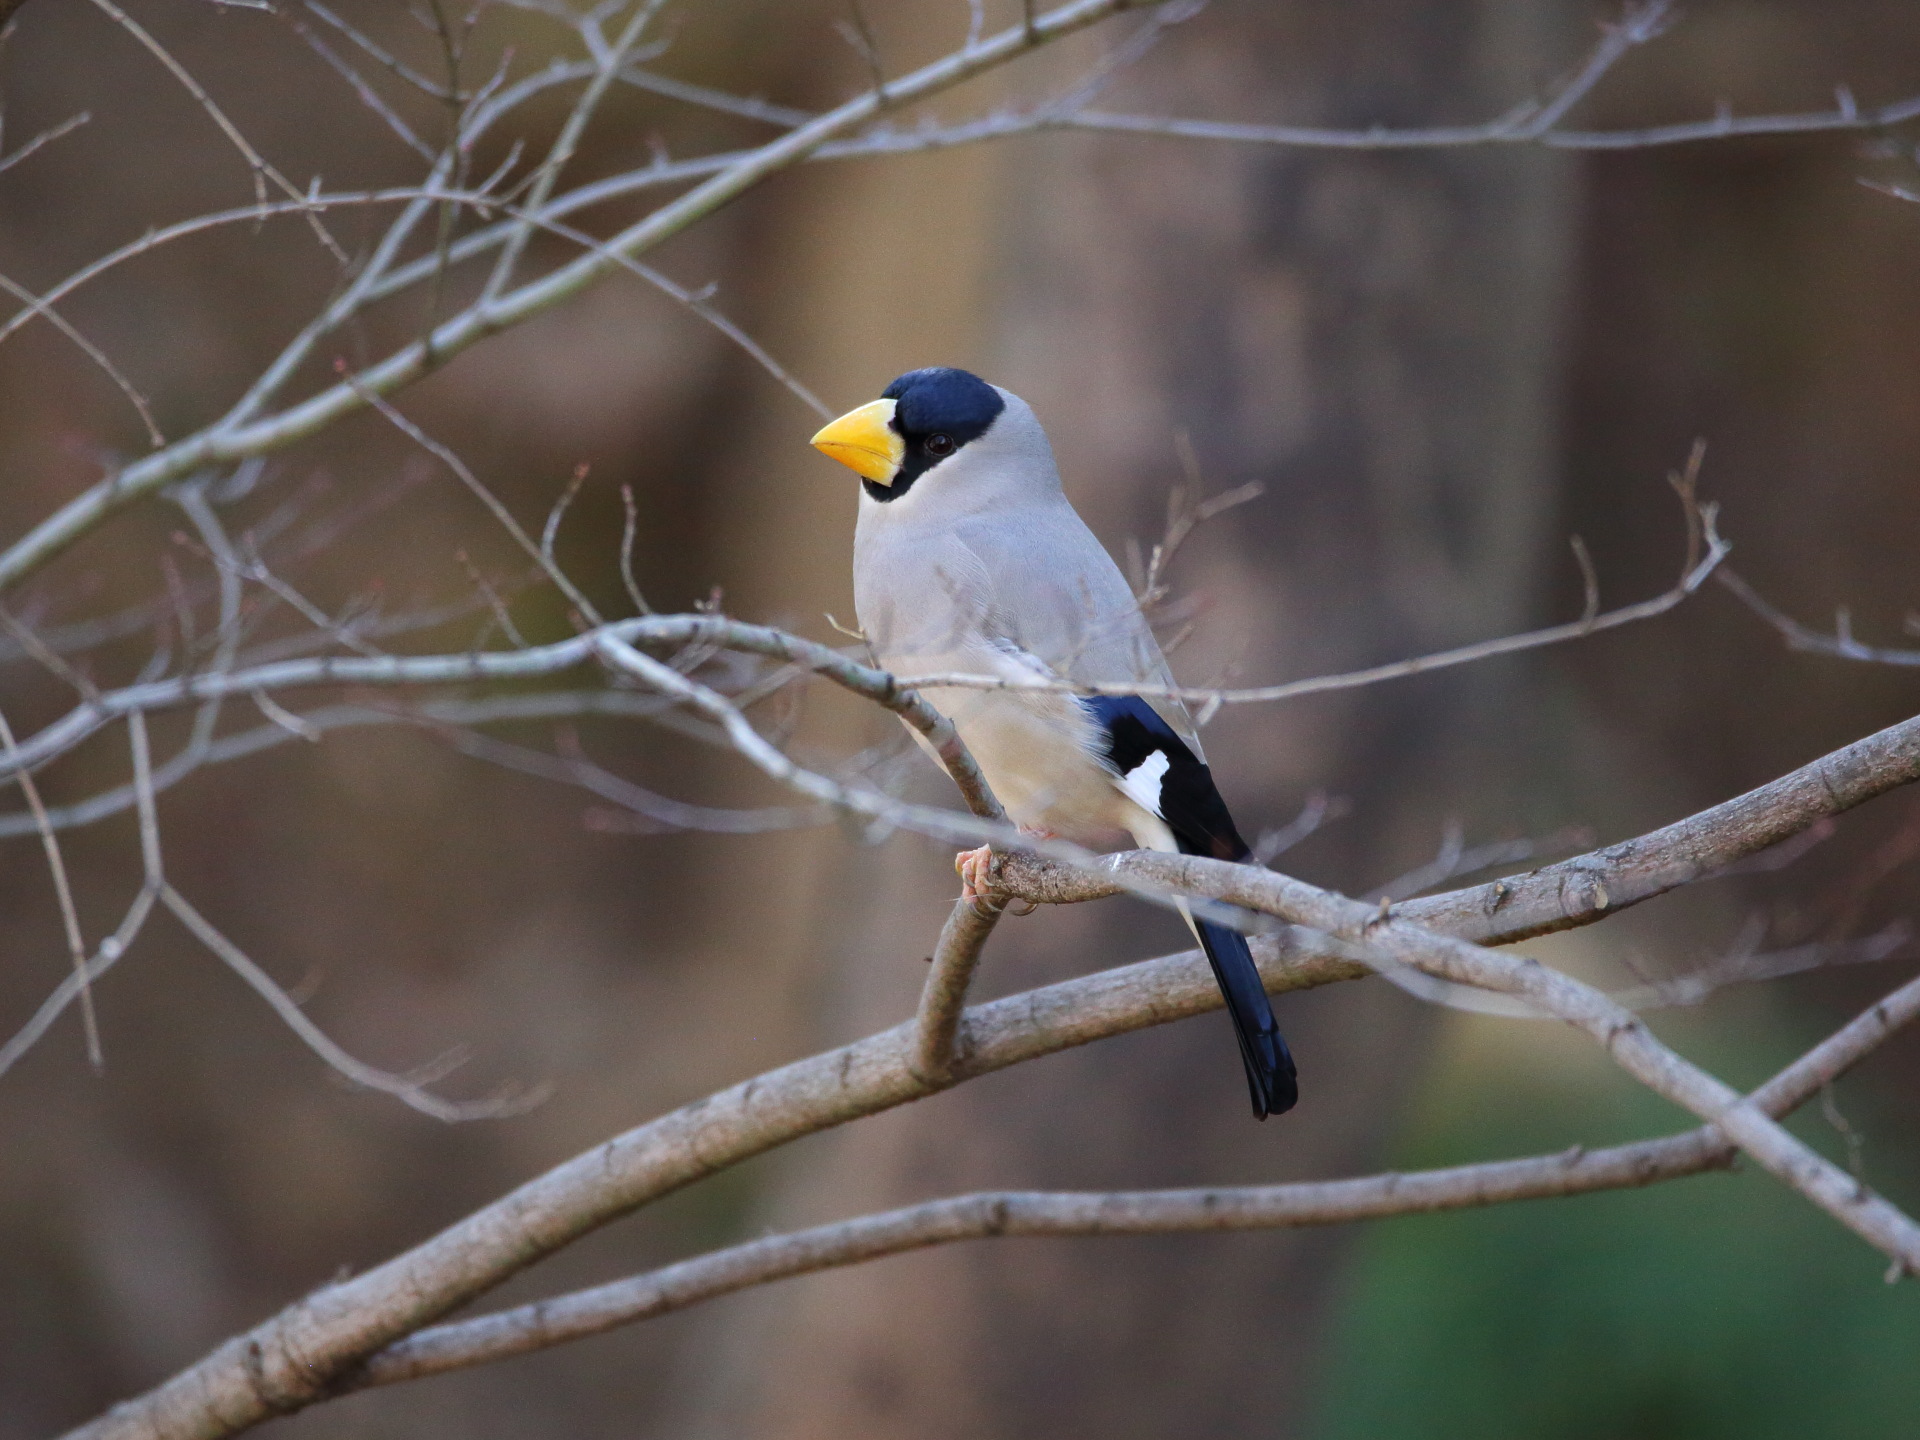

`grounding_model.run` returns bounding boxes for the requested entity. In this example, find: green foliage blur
[1313,996,1920,1439]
